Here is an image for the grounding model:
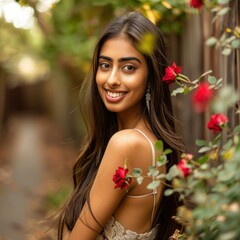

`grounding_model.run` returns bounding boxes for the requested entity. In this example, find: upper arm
[68,131,137,240]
